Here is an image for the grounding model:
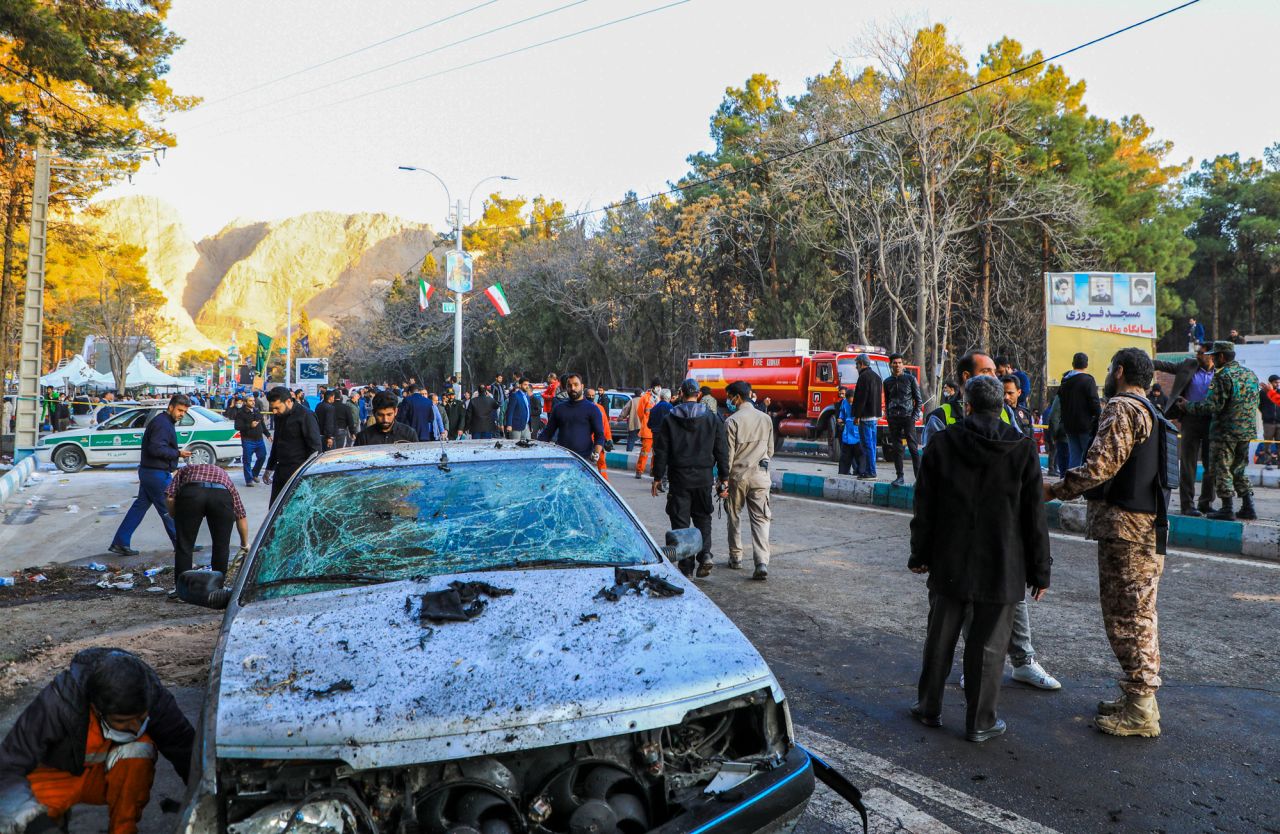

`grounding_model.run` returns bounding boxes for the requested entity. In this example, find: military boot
[1097,690,1160,720]
[1235,494,1257,521]
[1095,694,1160,737]
[1208,498,1235,521]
